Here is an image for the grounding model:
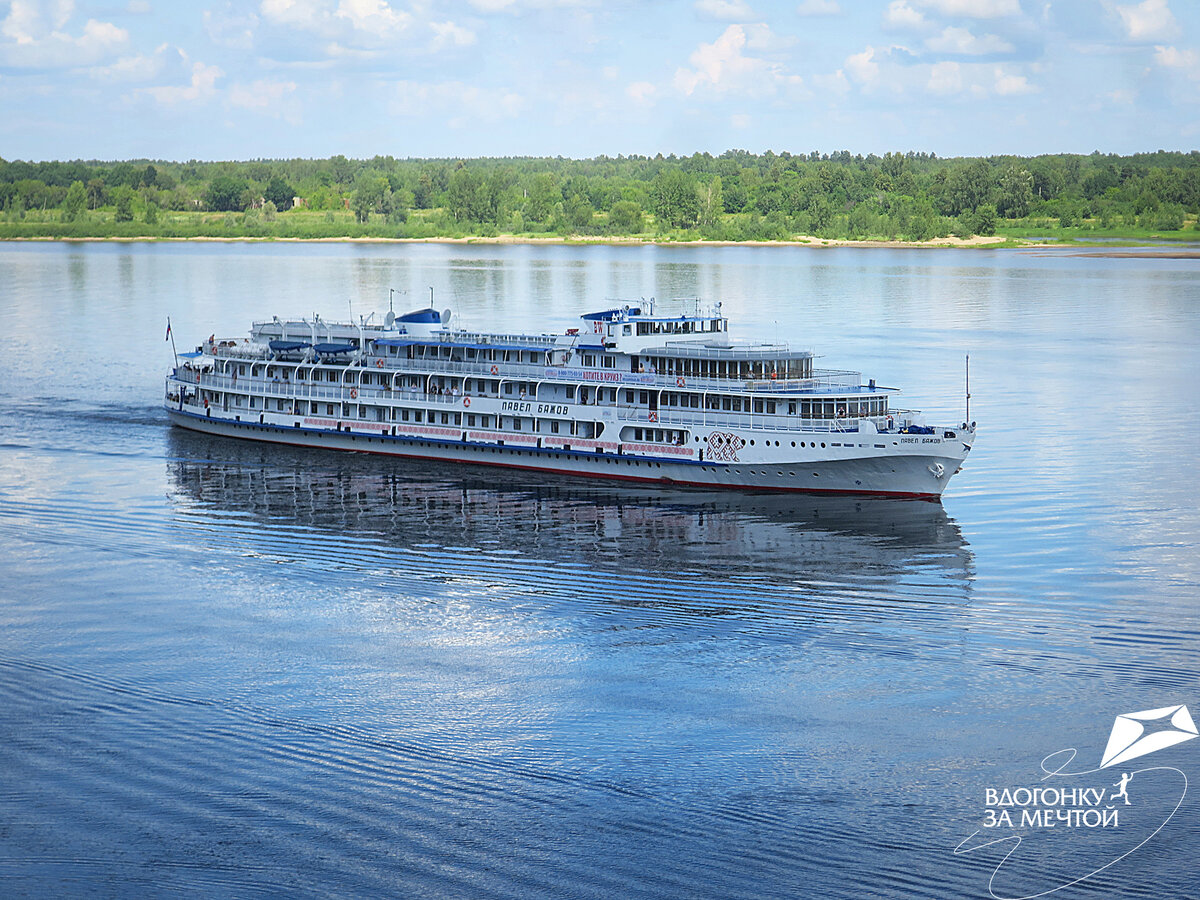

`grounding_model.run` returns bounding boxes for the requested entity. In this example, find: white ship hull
[166,405,971,499]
